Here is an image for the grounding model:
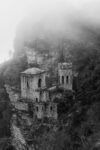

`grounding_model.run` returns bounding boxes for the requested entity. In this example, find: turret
[58,62,73,90]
